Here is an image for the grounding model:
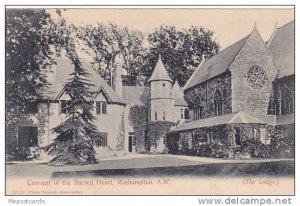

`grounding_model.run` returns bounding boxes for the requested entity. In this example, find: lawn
[6,154,294,178]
